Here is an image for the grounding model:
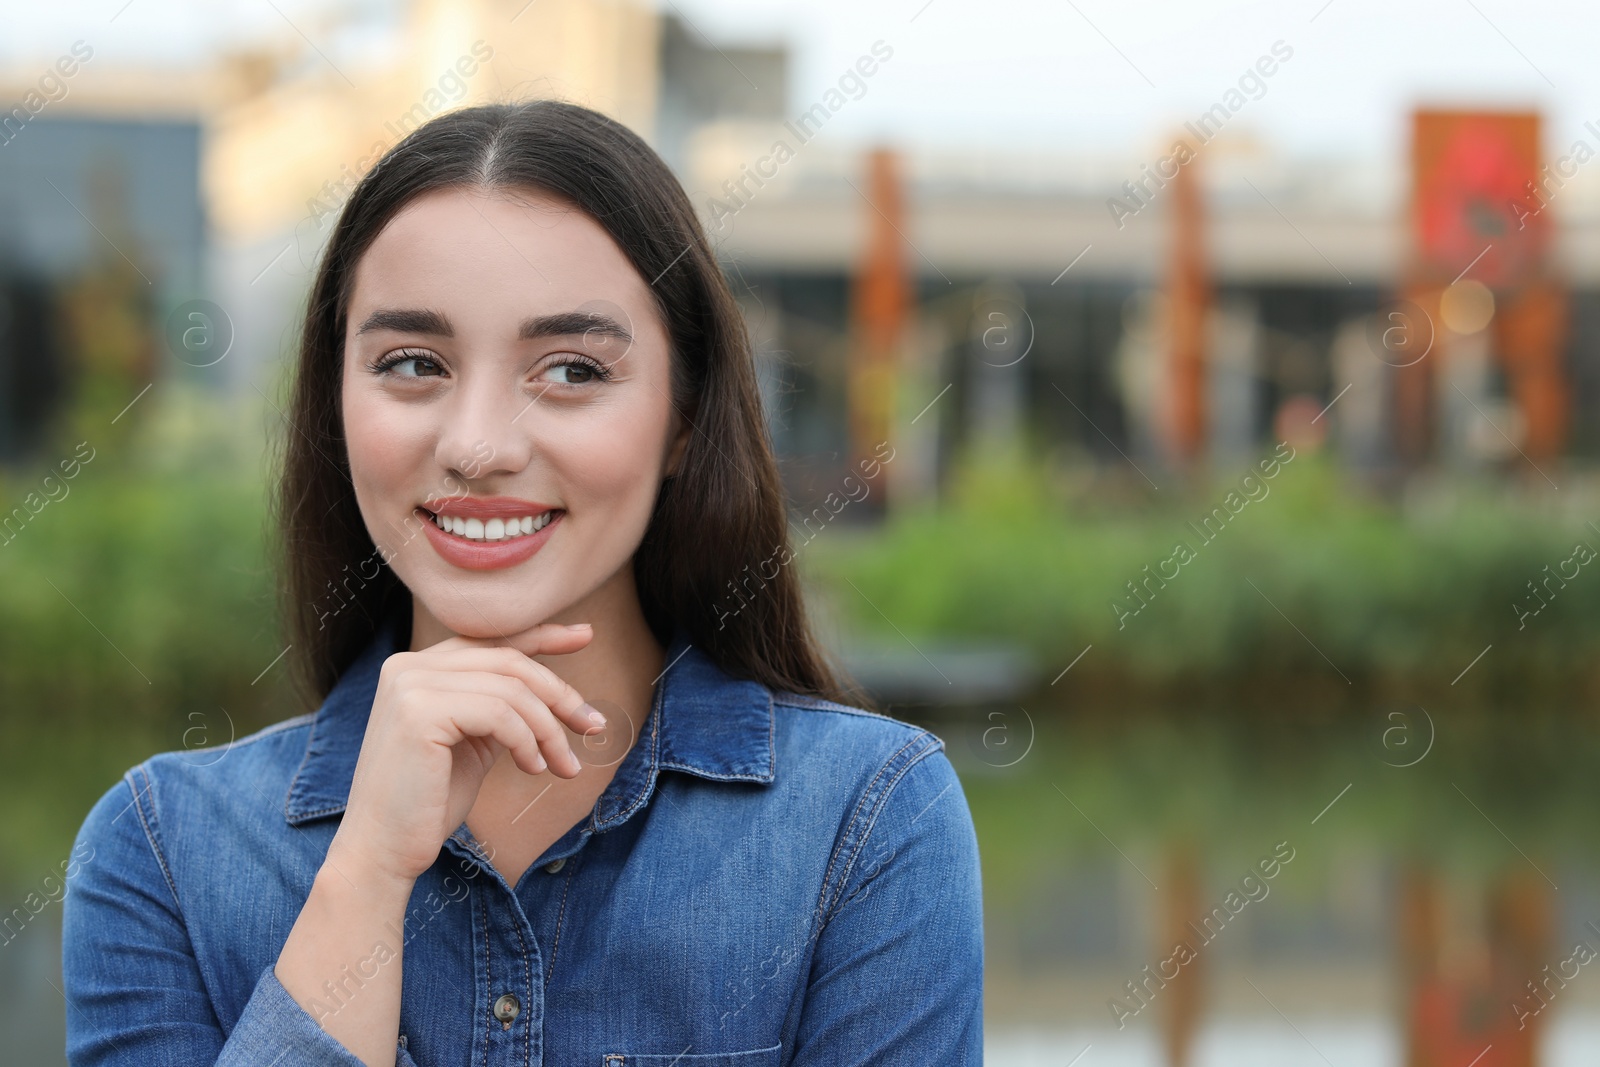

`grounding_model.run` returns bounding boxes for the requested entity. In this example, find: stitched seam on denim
[545,852,576,987]
[284,710,326,820]
[771,697,921,727]
[287,803,348,823]
[505,895,532,1067]
[124,763,236,1028]
[480,886,491,1067]
[126,765,182,912]
[766,688,776,778]
[603,677,664,827]
[654,761,770,782]
[811,730,936,935]
[823,740,942,925]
